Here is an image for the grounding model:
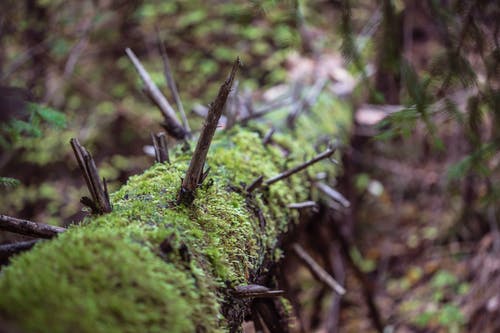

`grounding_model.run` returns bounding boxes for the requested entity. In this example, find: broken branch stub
[70,138,112,214]
[178,58,240,205]
[151,132,170,164]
